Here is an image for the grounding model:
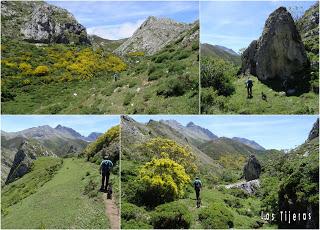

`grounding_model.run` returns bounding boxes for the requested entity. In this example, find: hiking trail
[103,193,120,229]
